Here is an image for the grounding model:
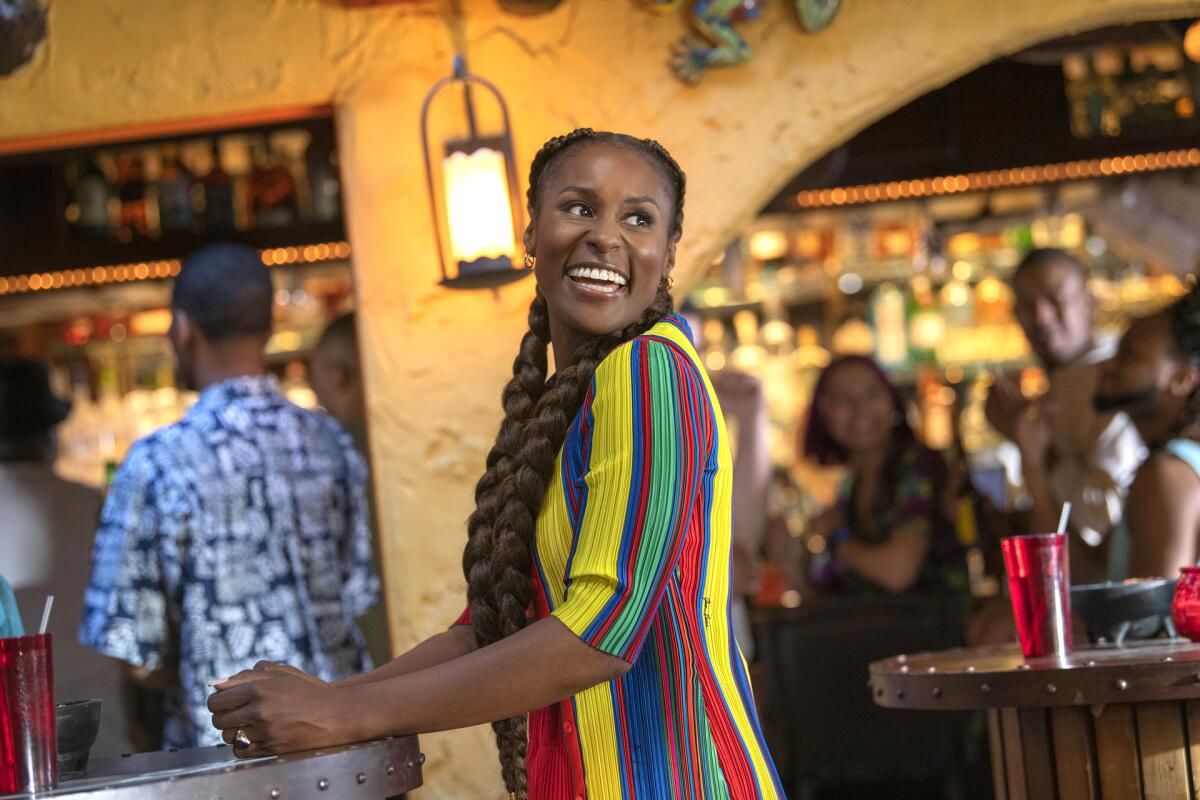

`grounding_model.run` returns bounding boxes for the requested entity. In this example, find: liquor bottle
[200,142,236,232]
[305,129,341,222]
[157,144,195,233]
[113,153,150,242]
[247,136,298,228]
[69,158,112,239]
